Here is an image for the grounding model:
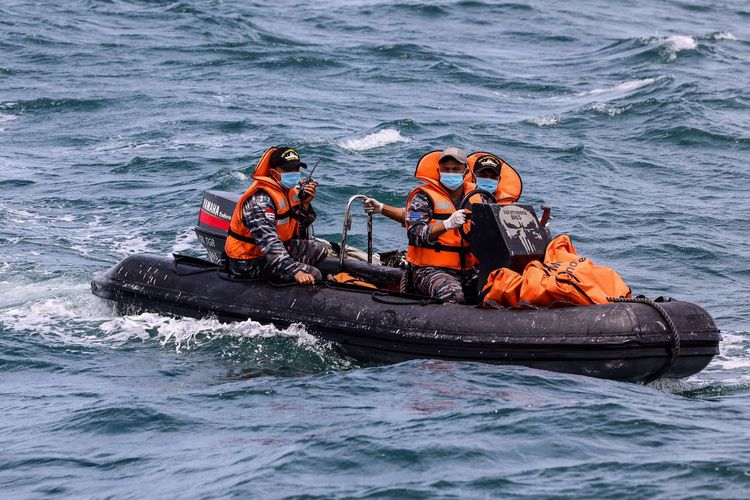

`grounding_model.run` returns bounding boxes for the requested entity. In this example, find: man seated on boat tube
[363,151,522,224]
[403,147,491,304]
[224,146,327,285]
